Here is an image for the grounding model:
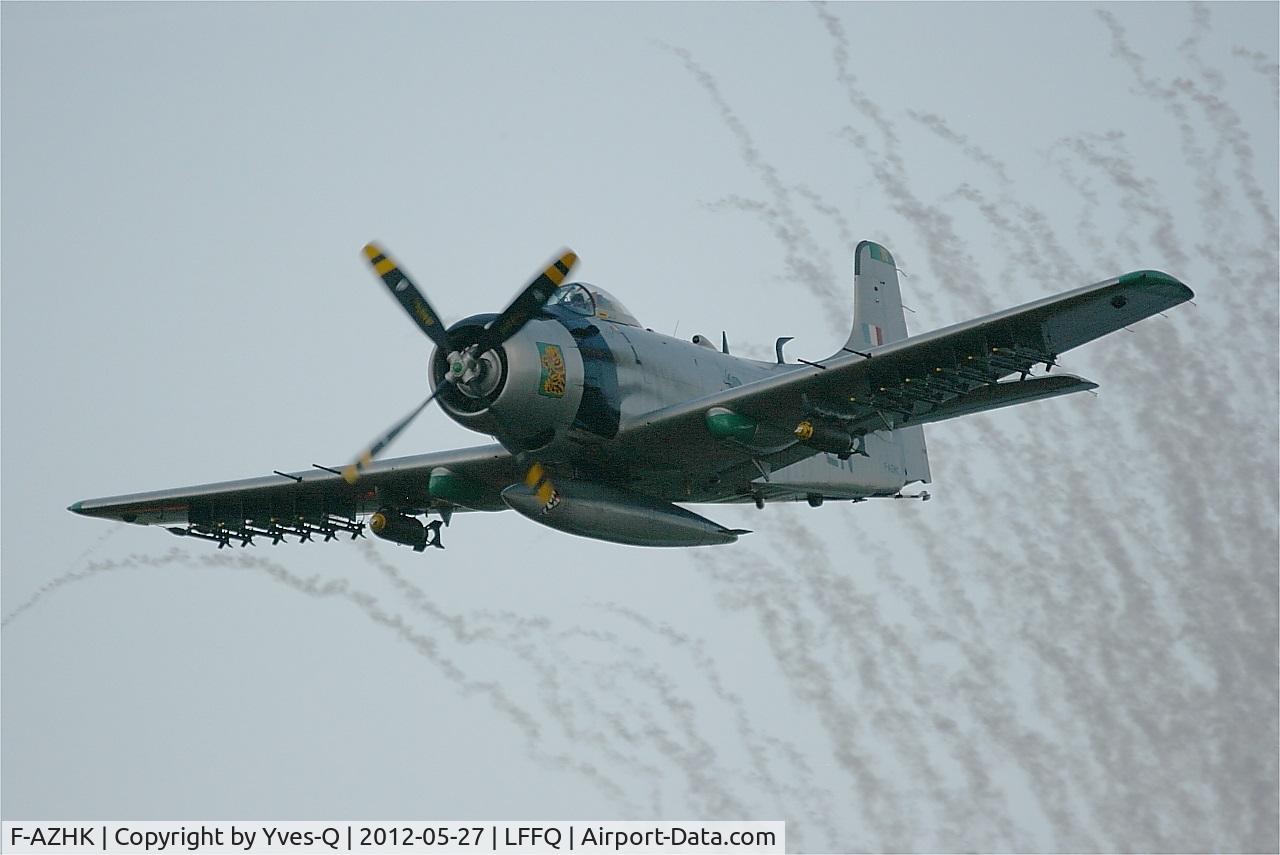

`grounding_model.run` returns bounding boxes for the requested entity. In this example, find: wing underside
[69,444,519,547]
